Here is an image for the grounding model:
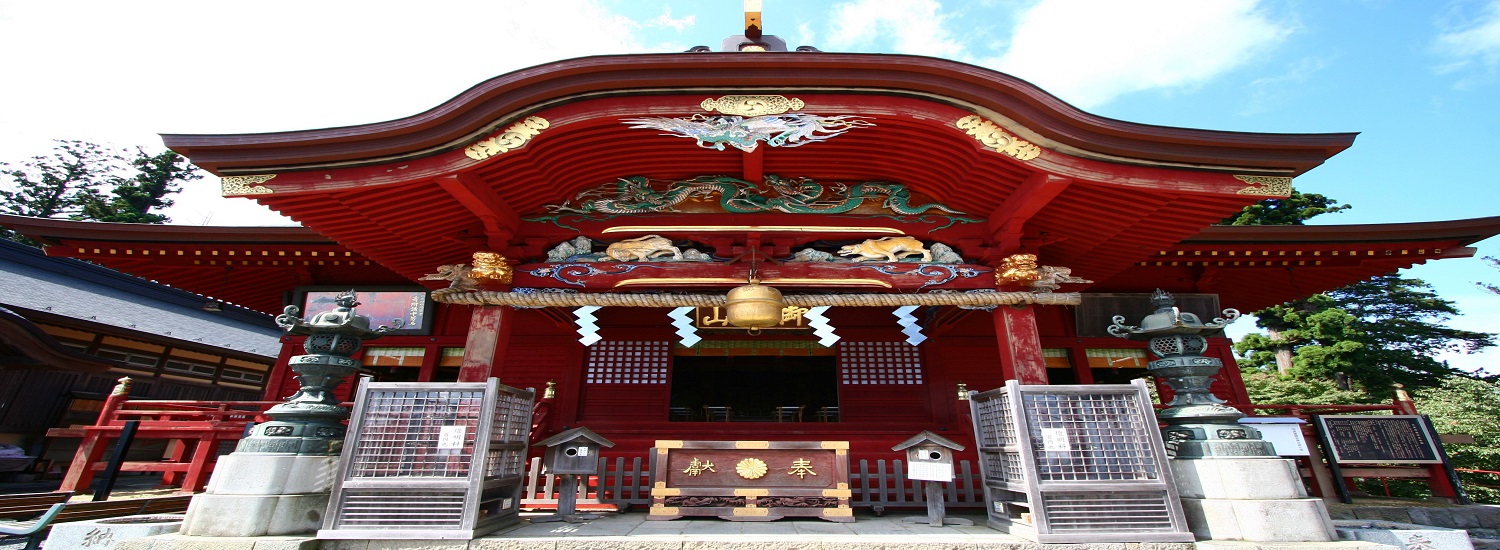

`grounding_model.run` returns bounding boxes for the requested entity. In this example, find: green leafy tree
[1479,256,1500,296]
[1329,274,1493,388]
[1237,276,1492,392]
[1415,376,1500,503]
[74,148,200,223]
[1226,190,1492,394]
[1,140,198,241]
[1241,369,1374,406]
[1236,294,1364,379]
[1220,190,1349,226]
